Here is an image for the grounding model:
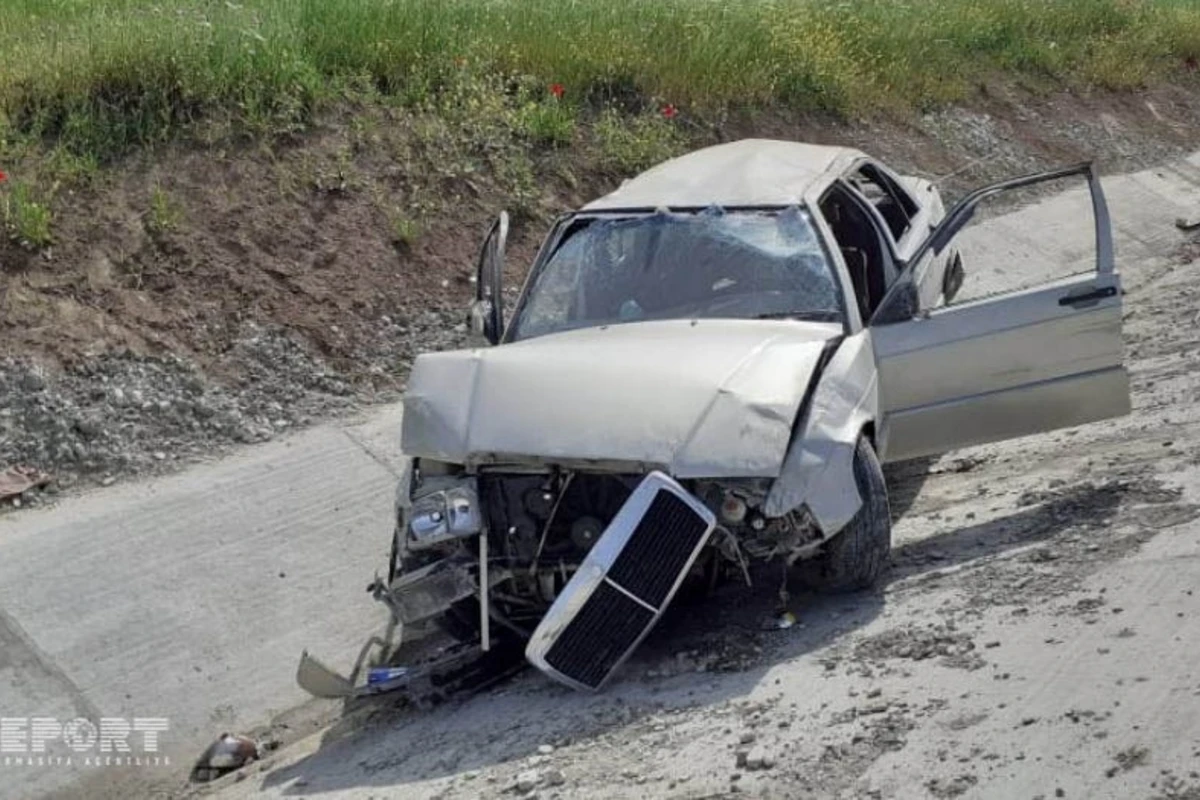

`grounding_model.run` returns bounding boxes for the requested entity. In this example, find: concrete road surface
[0,406,405,799]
